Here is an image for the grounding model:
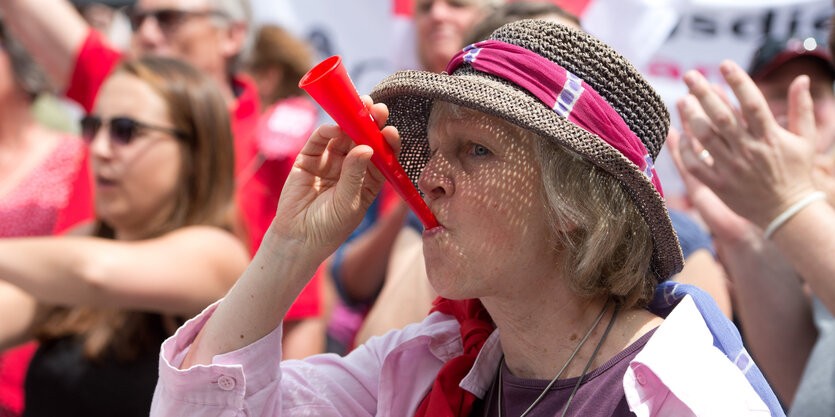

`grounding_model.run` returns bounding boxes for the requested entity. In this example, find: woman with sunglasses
[0,56,249,417]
